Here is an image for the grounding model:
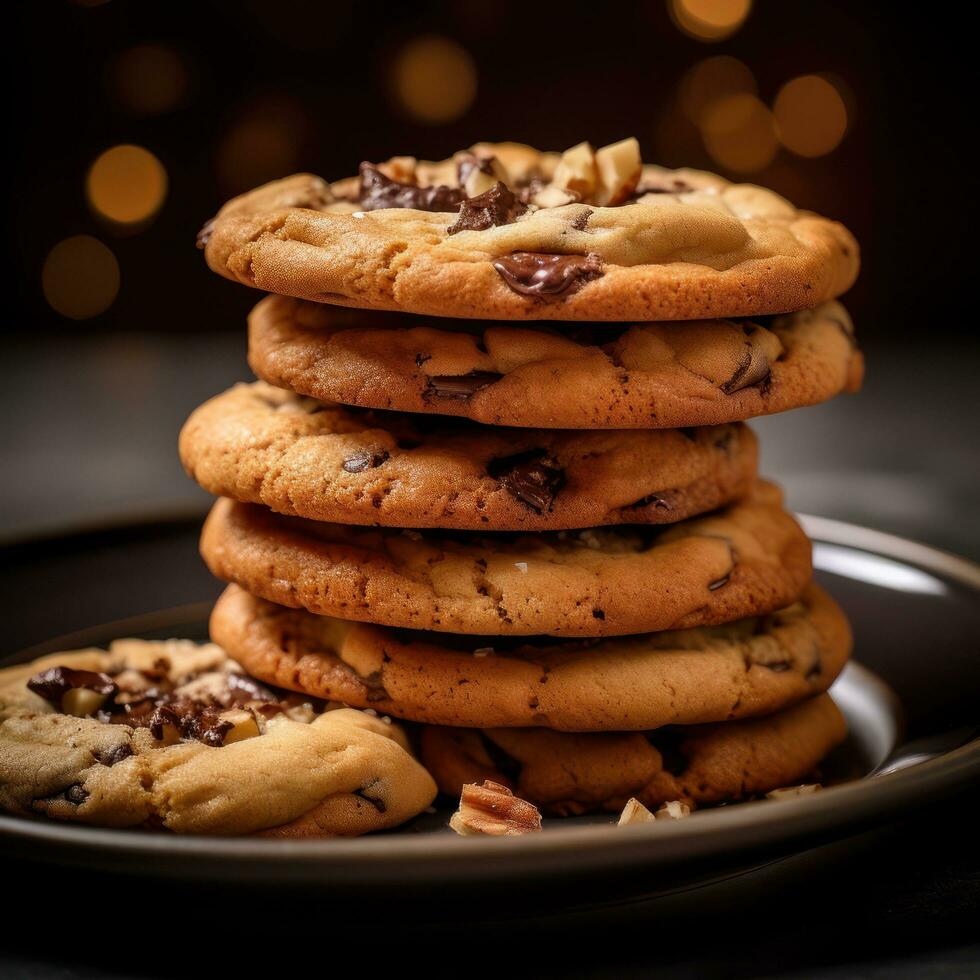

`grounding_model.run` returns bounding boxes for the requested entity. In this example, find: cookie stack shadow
[184,142,863,820]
